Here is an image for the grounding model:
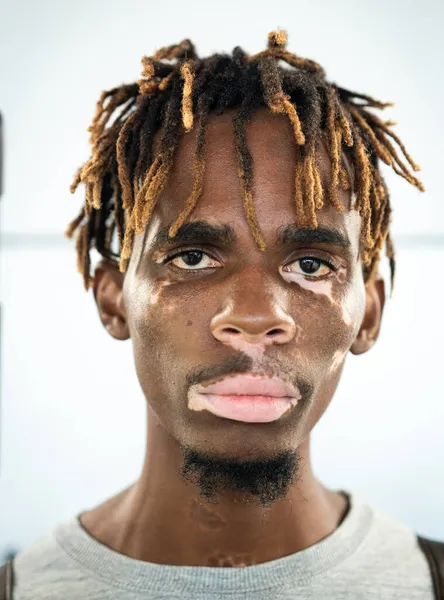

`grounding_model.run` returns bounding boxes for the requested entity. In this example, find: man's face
[97,108,382,467]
